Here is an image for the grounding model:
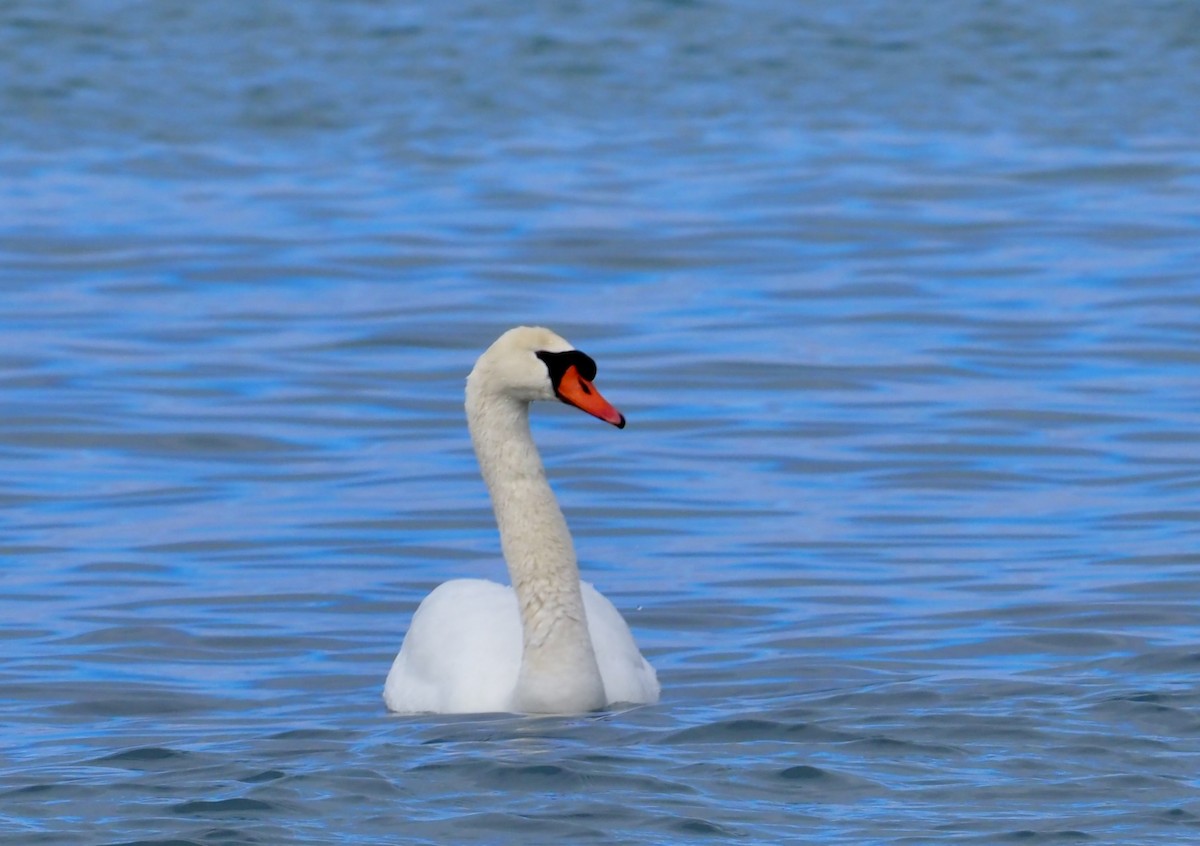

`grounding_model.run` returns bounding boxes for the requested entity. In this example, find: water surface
[3,1,1200,843]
